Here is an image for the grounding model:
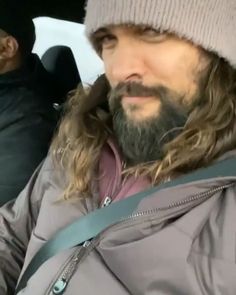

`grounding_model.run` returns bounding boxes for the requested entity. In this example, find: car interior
[41,45,81,102]
[30,0,103,98]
